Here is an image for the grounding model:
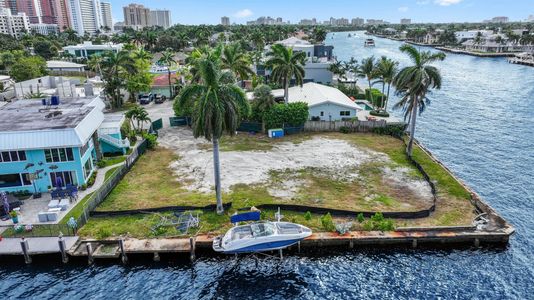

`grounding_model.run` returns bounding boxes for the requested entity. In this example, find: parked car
[138,93,154,105]
[154,94,167,104]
